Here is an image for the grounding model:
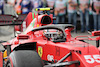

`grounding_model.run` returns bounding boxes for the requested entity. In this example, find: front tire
[6,60,11,67]
[5,50,43,67]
